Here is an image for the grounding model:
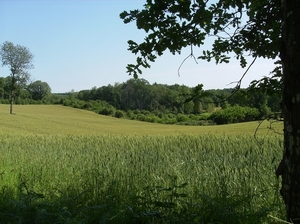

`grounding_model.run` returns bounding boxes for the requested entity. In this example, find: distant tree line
[0,76,281,125]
